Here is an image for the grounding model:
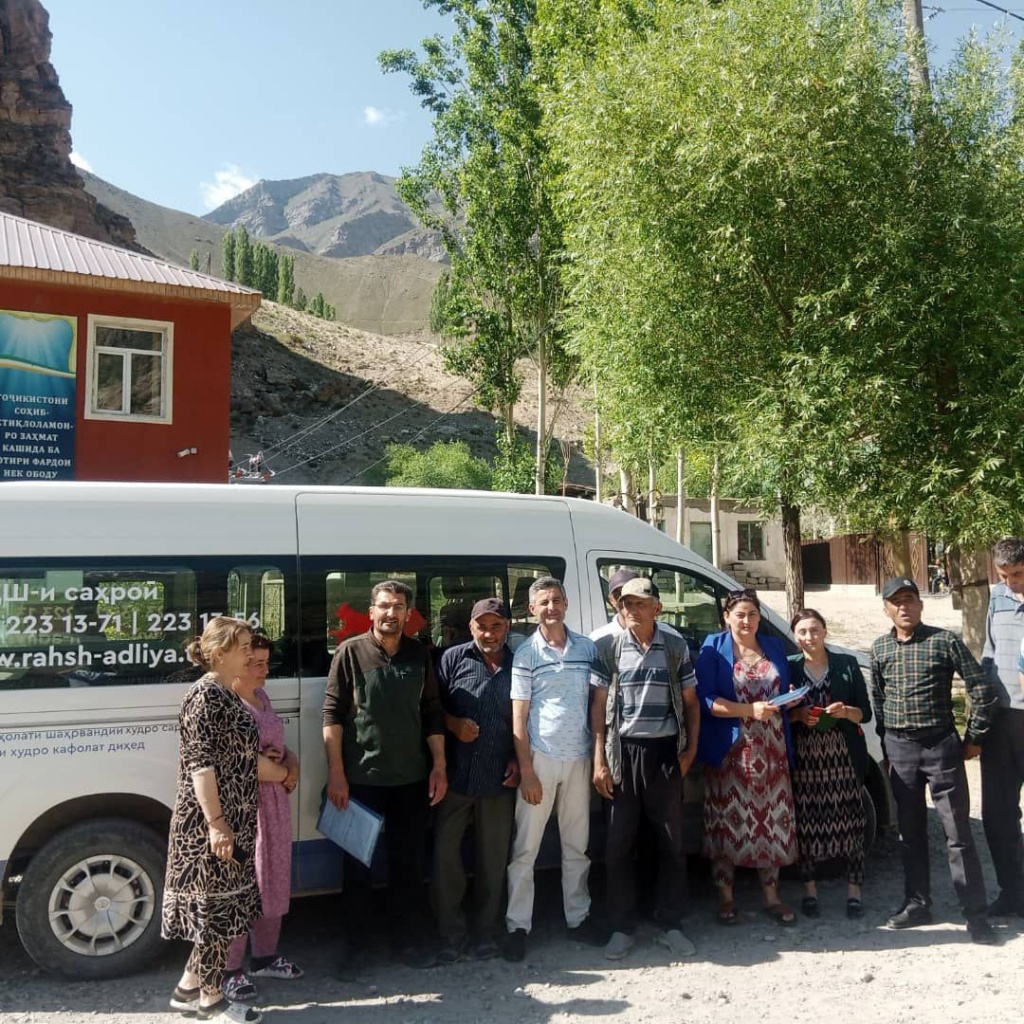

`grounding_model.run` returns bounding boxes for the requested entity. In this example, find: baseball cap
[470,597,510,620]
[608,569,639,595]
[620,577,660,600]
[881,576,920,601]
